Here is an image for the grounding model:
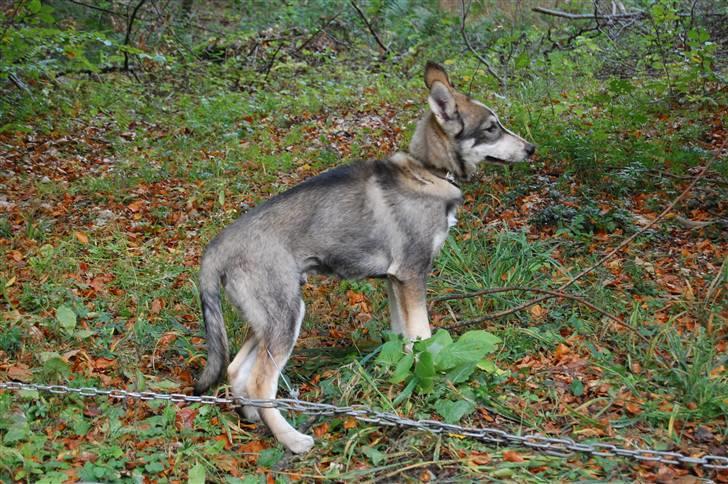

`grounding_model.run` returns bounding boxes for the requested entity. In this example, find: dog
[194,62,535,453]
